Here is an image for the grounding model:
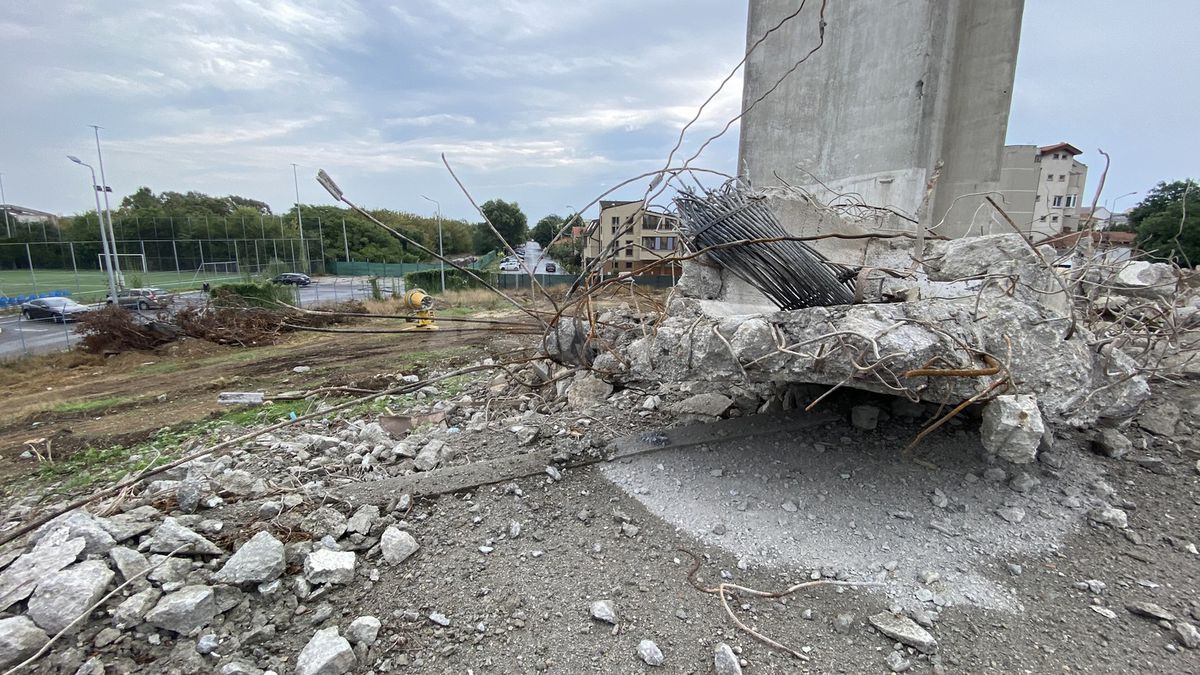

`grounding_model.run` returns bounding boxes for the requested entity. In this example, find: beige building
[584,200,682,278]
[998,142,1089,237]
